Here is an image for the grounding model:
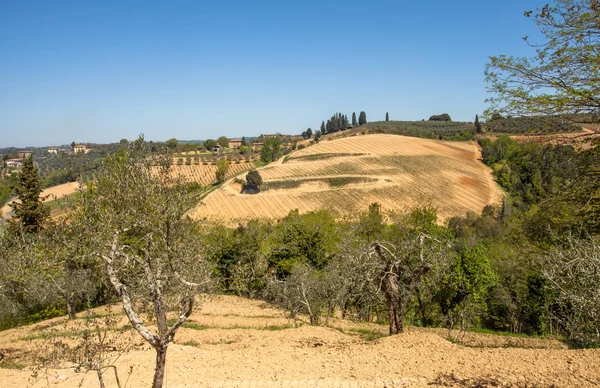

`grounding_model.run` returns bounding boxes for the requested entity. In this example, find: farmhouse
[212,144,223,153]
[6,159,23,168]
[18,150,32,159]
[73,144,87,154]
[252,142,264,151]
[48,147,58,154]
[228,138,243,148]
